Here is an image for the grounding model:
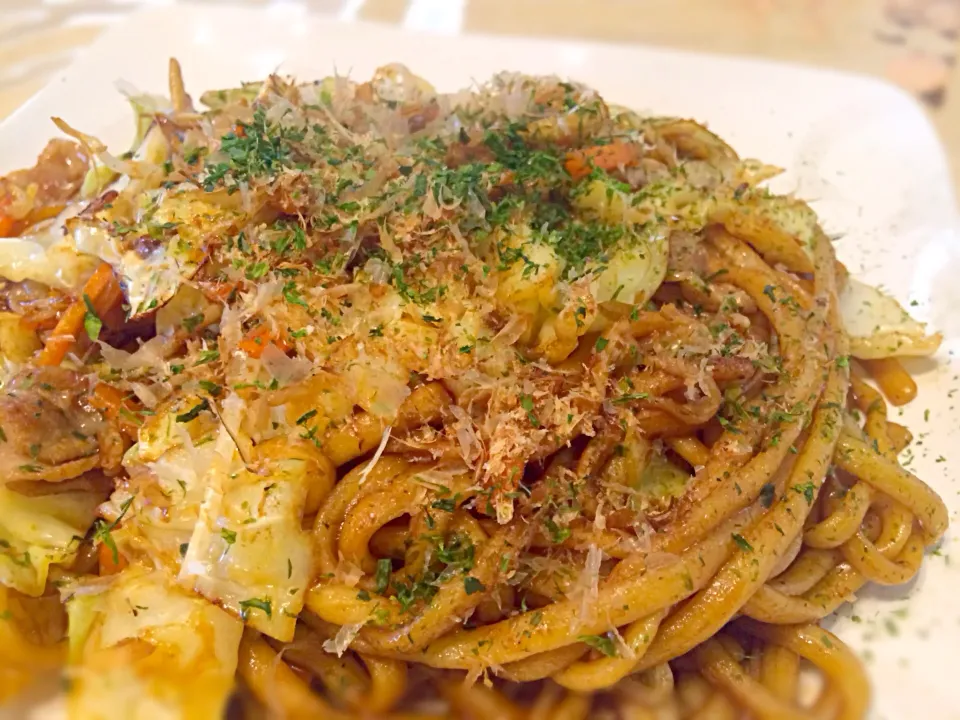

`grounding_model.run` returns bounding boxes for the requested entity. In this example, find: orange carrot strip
[860,357,917,407]
[0,207,66,238]
[36,303,87,366]
[564,141,640,180]
[239,325,291,359]
[97,541,128,575]
[37,262,123,366]
[89,383,140,440]
[200,280,239,304]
